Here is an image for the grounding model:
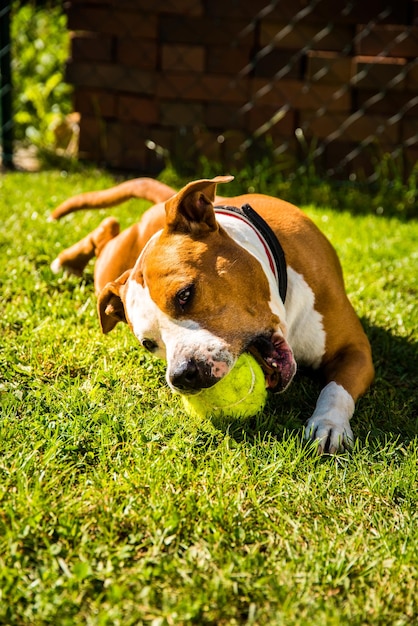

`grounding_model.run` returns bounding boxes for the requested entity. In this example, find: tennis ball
[181,353,267,419]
